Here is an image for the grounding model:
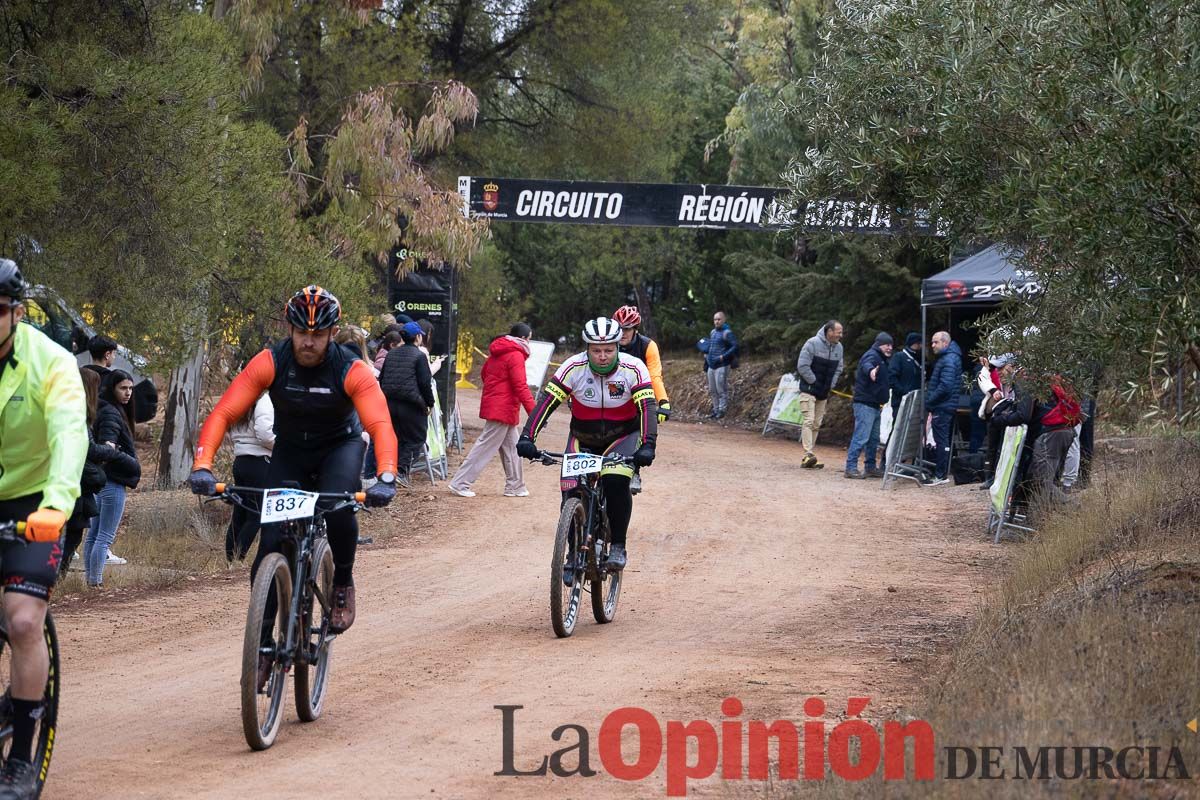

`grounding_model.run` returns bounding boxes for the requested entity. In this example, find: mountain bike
[210,484,364,751]
[0,521,60,798]
[535,451,629,638]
